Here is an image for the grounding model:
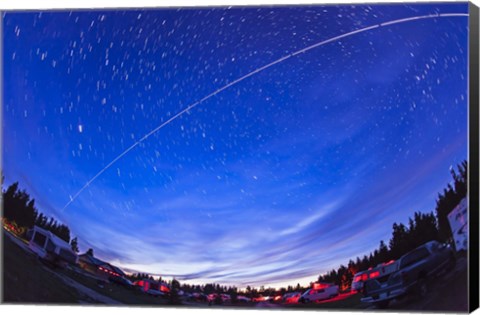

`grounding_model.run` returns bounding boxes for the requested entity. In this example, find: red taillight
[361,274,368,281]
[160,285,170,292]
[369,271,380,279]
